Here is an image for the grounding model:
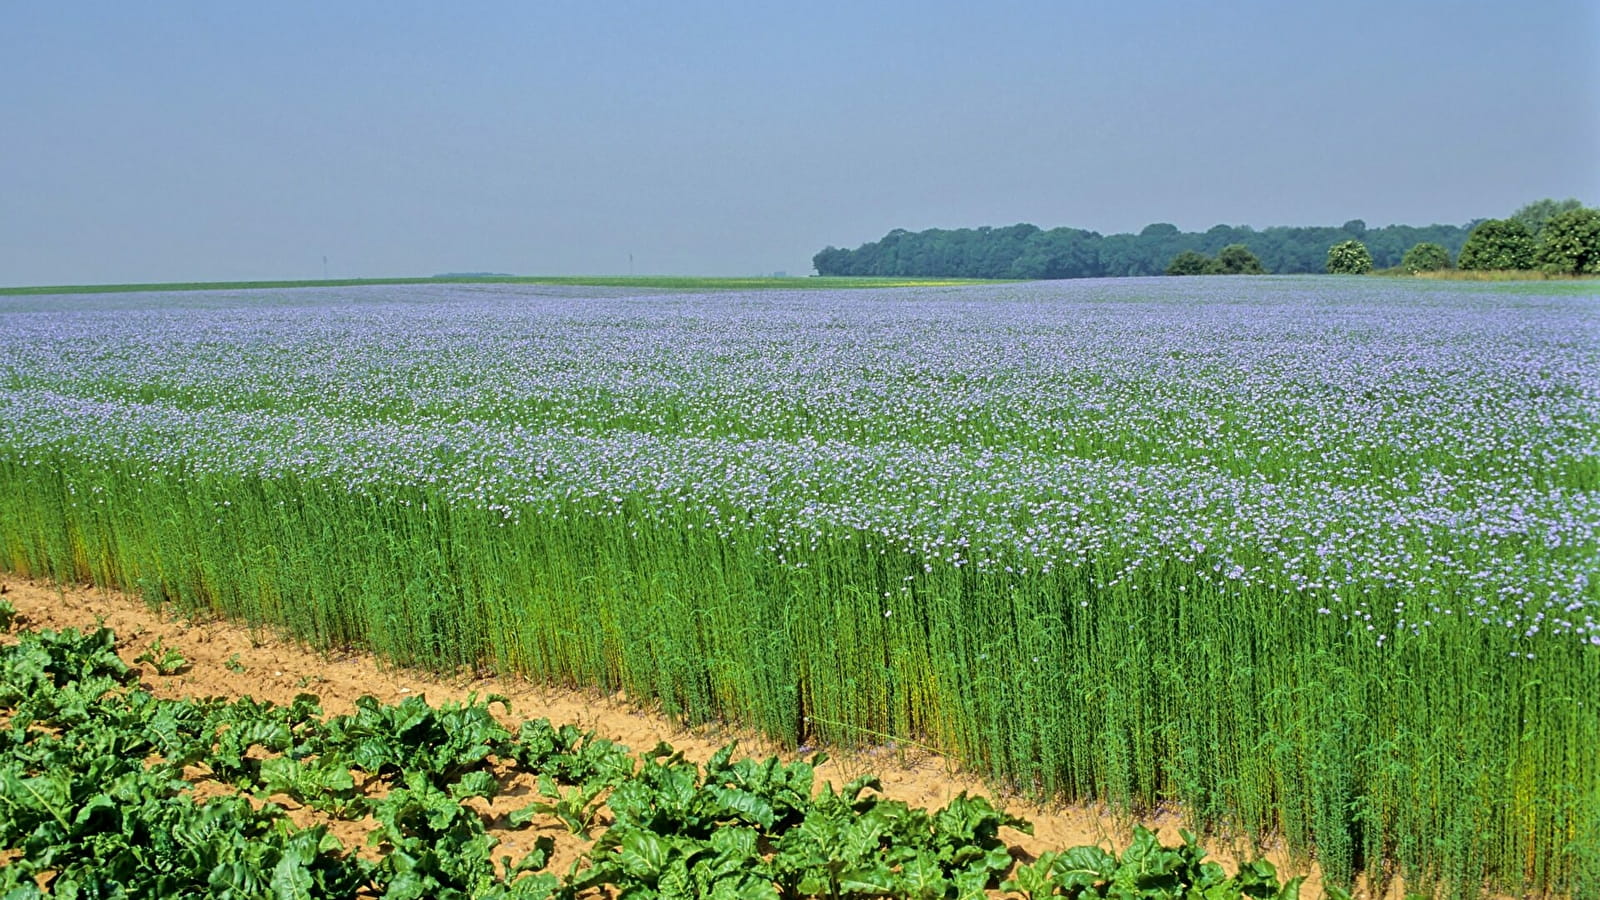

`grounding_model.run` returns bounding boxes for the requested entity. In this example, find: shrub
[1401,242,1451,273]
[1458,219,1536,270]
[1535,207,1600,275]
[1326,240,1372,274]
[1210,244,1266,274]
[1165,250,1212,276]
